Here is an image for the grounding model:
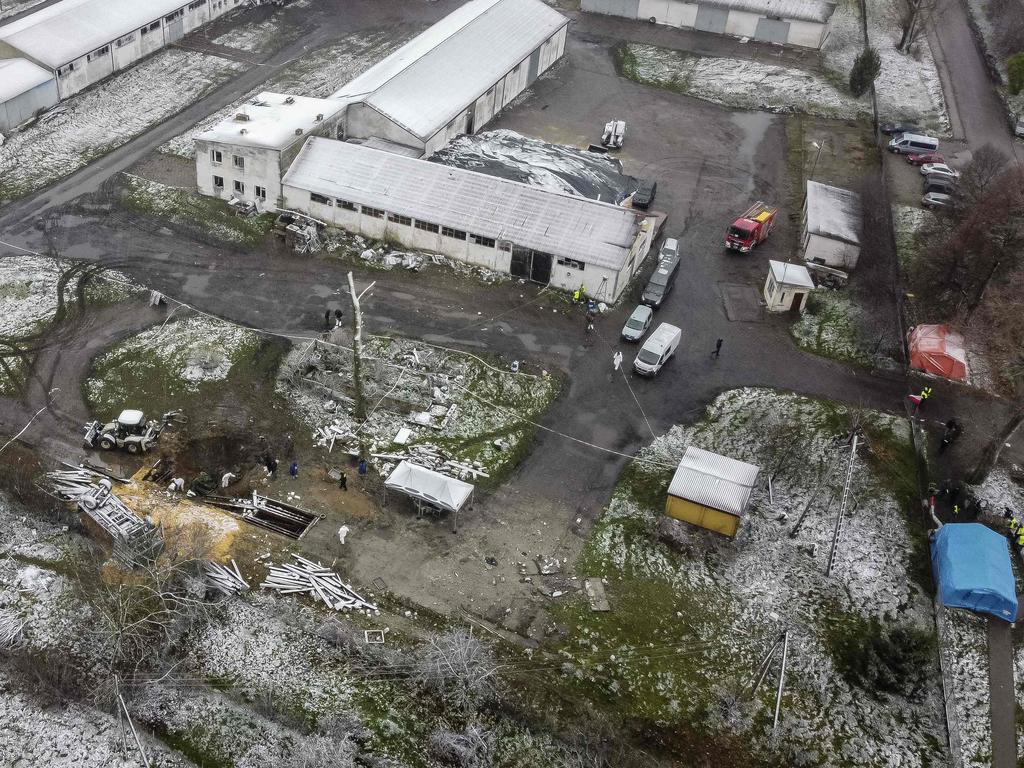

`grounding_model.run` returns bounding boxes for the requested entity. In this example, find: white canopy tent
[384,461,475,530]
